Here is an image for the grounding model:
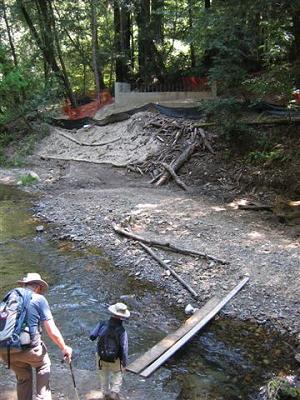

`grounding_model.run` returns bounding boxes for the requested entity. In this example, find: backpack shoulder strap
[14,289,32,335]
